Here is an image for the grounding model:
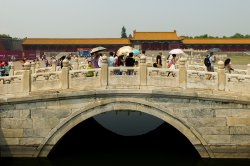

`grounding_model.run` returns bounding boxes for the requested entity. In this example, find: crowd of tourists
[0,48,235,77]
